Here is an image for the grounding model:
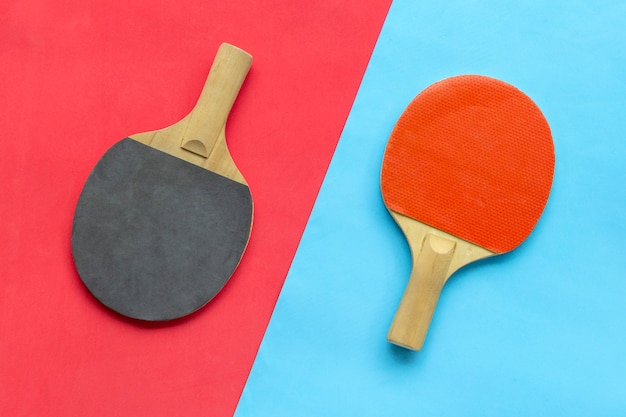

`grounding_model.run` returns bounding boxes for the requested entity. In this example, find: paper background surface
[235,1,626,415]
[2,0,624,415]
